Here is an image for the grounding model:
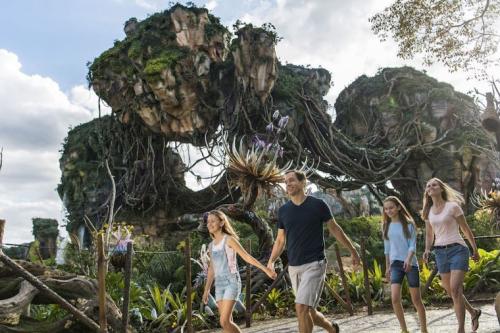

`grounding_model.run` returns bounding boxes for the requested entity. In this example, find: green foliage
[141,284,208,332]
[205,13,230,40]
[30,304,68,322]
[60,241,96,277]
[464,249,500,292]
[419,262,446,300]
[127,40,142,59]
[143,48,187,79]
[106,271,145,309]
[233,20,282,44]
[466,210,500,251]
[272,65,305,101]
[2,245,29,259]
[32,218,58,239]
[263,288,294,316]
[134,249,185,292]
[334,215,385,263]
[369,0,500,76]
